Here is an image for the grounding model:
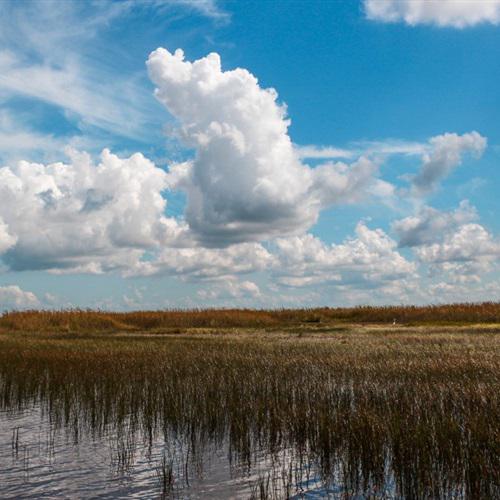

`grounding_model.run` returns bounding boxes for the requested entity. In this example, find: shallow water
[2,406,240,498]
[0,405,336,499]
[2,332,496,498]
